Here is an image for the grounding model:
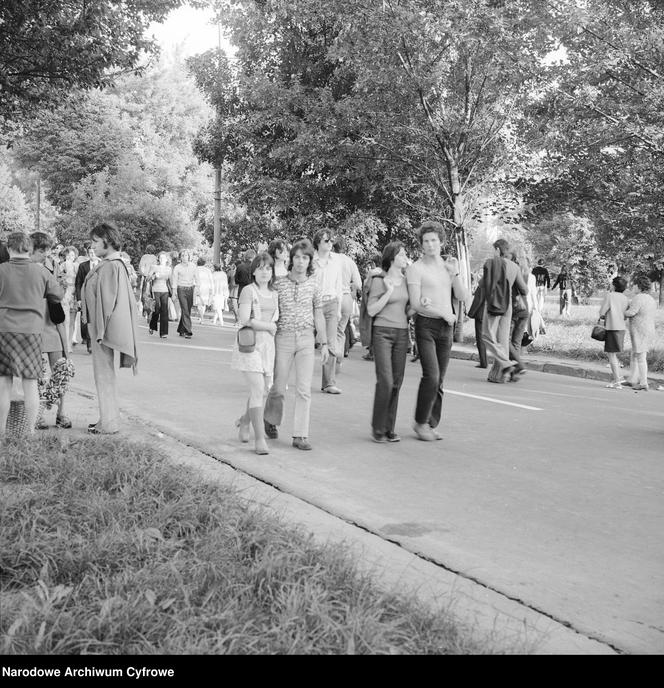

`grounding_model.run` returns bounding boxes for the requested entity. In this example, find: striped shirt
[275,275,322,333]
